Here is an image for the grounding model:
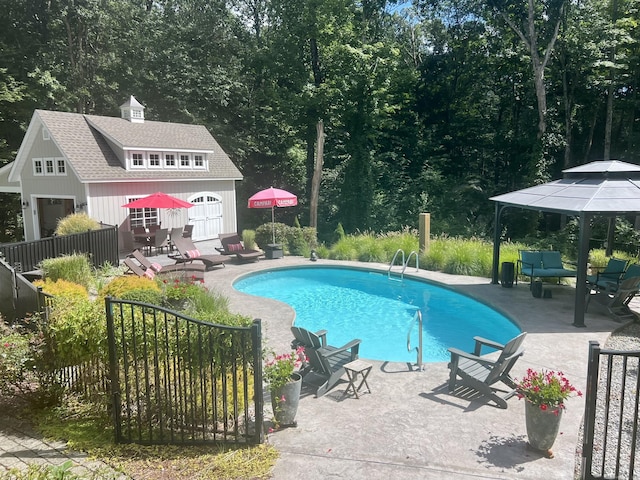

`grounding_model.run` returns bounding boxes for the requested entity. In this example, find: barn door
[187,193,223,241]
